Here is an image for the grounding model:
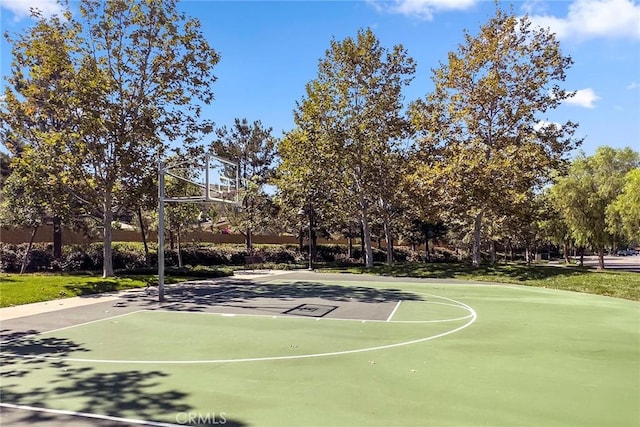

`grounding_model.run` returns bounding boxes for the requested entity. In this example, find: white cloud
[565,88,601,108]
[521,0,550,15]
[1,0,63,21]
[369,0,478,20]
[627,82,640,90]
[528,0,640,41]
[534,120,562,131]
